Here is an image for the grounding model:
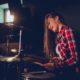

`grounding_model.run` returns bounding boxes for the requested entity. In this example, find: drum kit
[0,25,41,63]
[0,25,55,80]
